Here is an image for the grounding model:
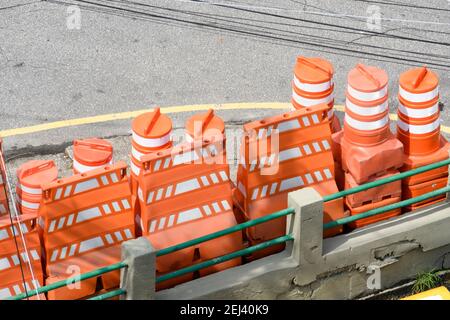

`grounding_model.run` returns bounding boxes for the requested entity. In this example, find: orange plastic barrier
[16,160,58,216]
[0,139,9,217]
[138,137,242,289]
[0,214,45,300]
[235,103,345,257]
[185,109,225,143]
[291,56,341,132]
[38,162,134,299]
[346,197,401,229]
[345,170,401,208]
[73,138,113,174]
[396,67,449,210]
